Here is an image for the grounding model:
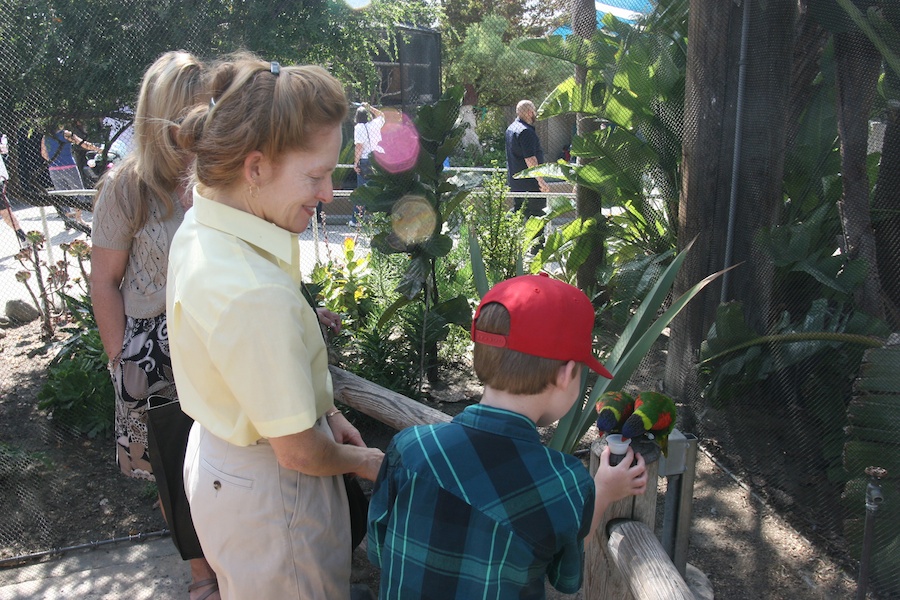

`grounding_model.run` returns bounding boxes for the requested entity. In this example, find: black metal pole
[856,466,886,600]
